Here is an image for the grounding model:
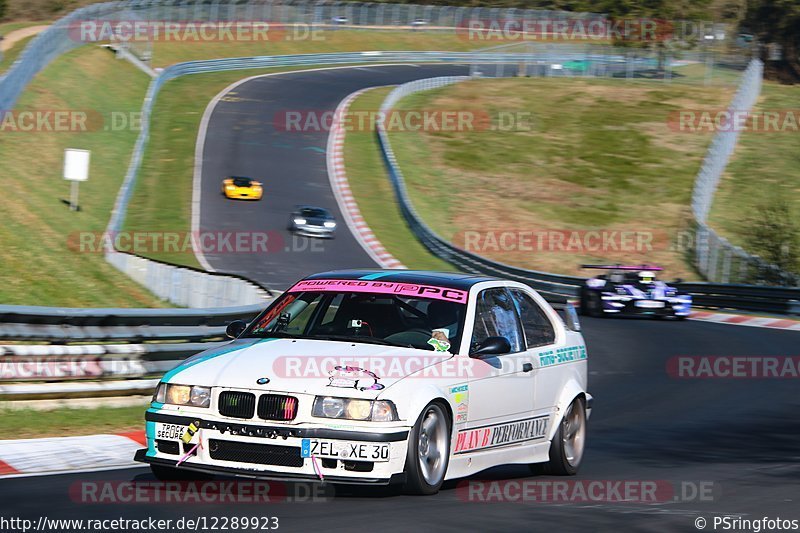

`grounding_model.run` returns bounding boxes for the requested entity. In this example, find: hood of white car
[163,337,453,397]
